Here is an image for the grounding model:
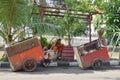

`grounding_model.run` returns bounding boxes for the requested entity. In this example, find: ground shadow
[0,66,120,75]
[0,66,94,74]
